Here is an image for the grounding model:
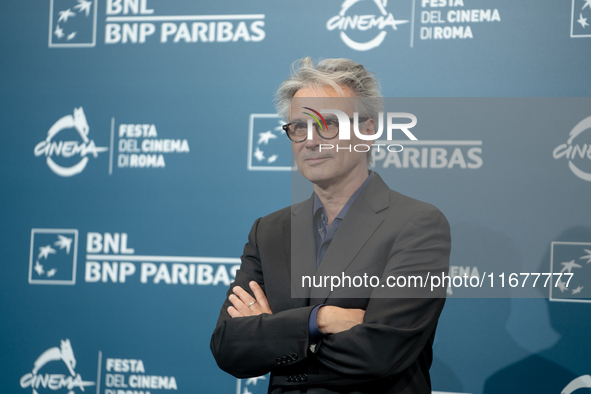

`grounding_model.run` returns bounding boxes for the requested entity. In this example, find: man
[211,58,451,393]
